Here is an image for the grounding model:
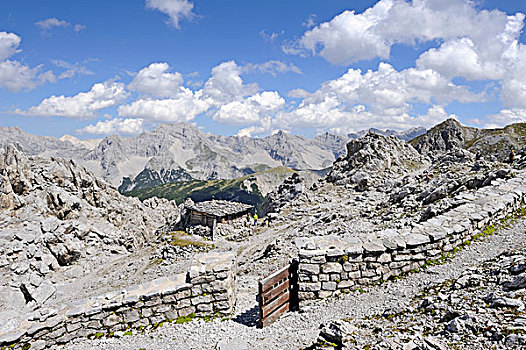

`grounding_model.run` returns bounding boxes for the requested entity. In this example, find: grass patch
[175,313,196,324]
